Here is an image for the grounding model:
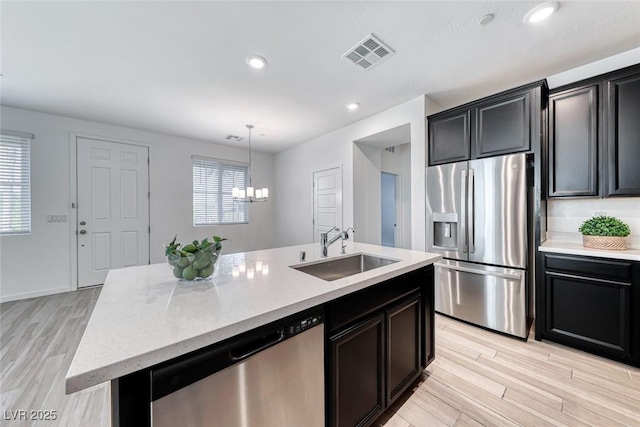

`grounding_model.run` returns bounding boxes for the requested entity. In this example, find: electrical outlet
[595,211,606,217]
